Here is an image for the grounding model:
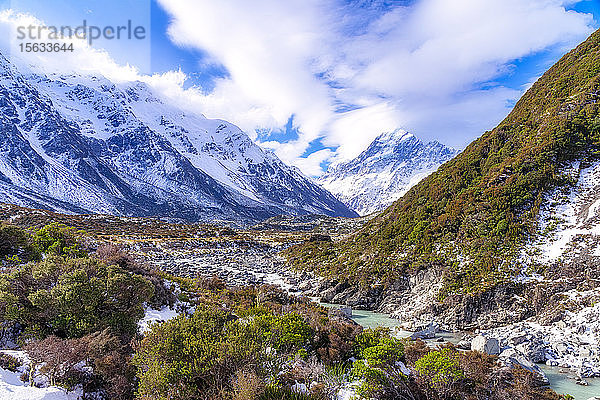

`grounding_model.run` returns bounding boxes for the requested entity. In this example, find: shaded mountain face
[289,28,600,296]
[318,130,458,215]
[0,54,357,224]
